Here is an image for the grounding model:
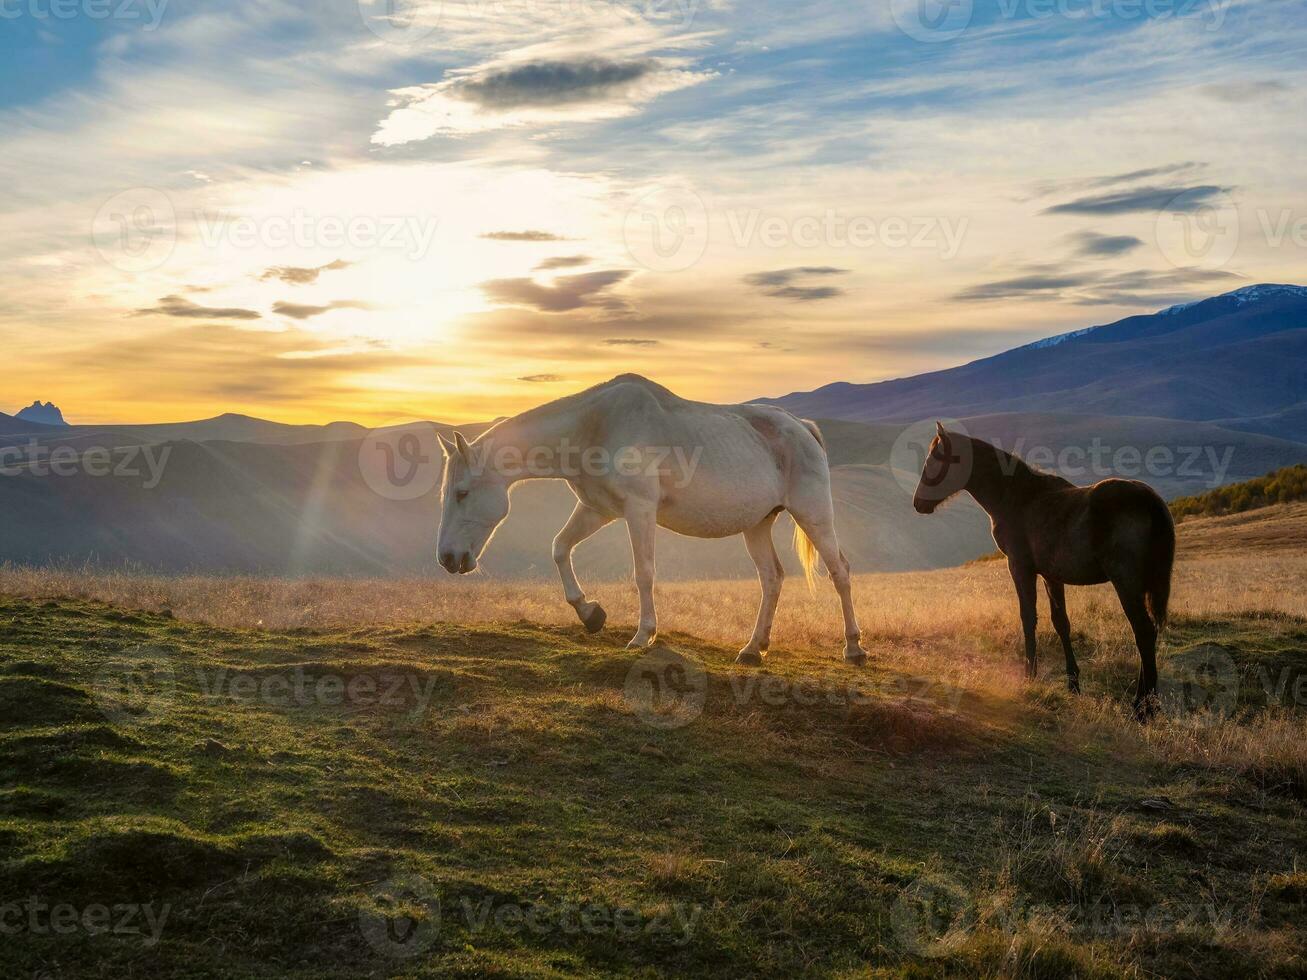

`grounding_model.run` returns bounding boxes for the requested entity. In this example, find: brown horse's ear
[935,421,946,439]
